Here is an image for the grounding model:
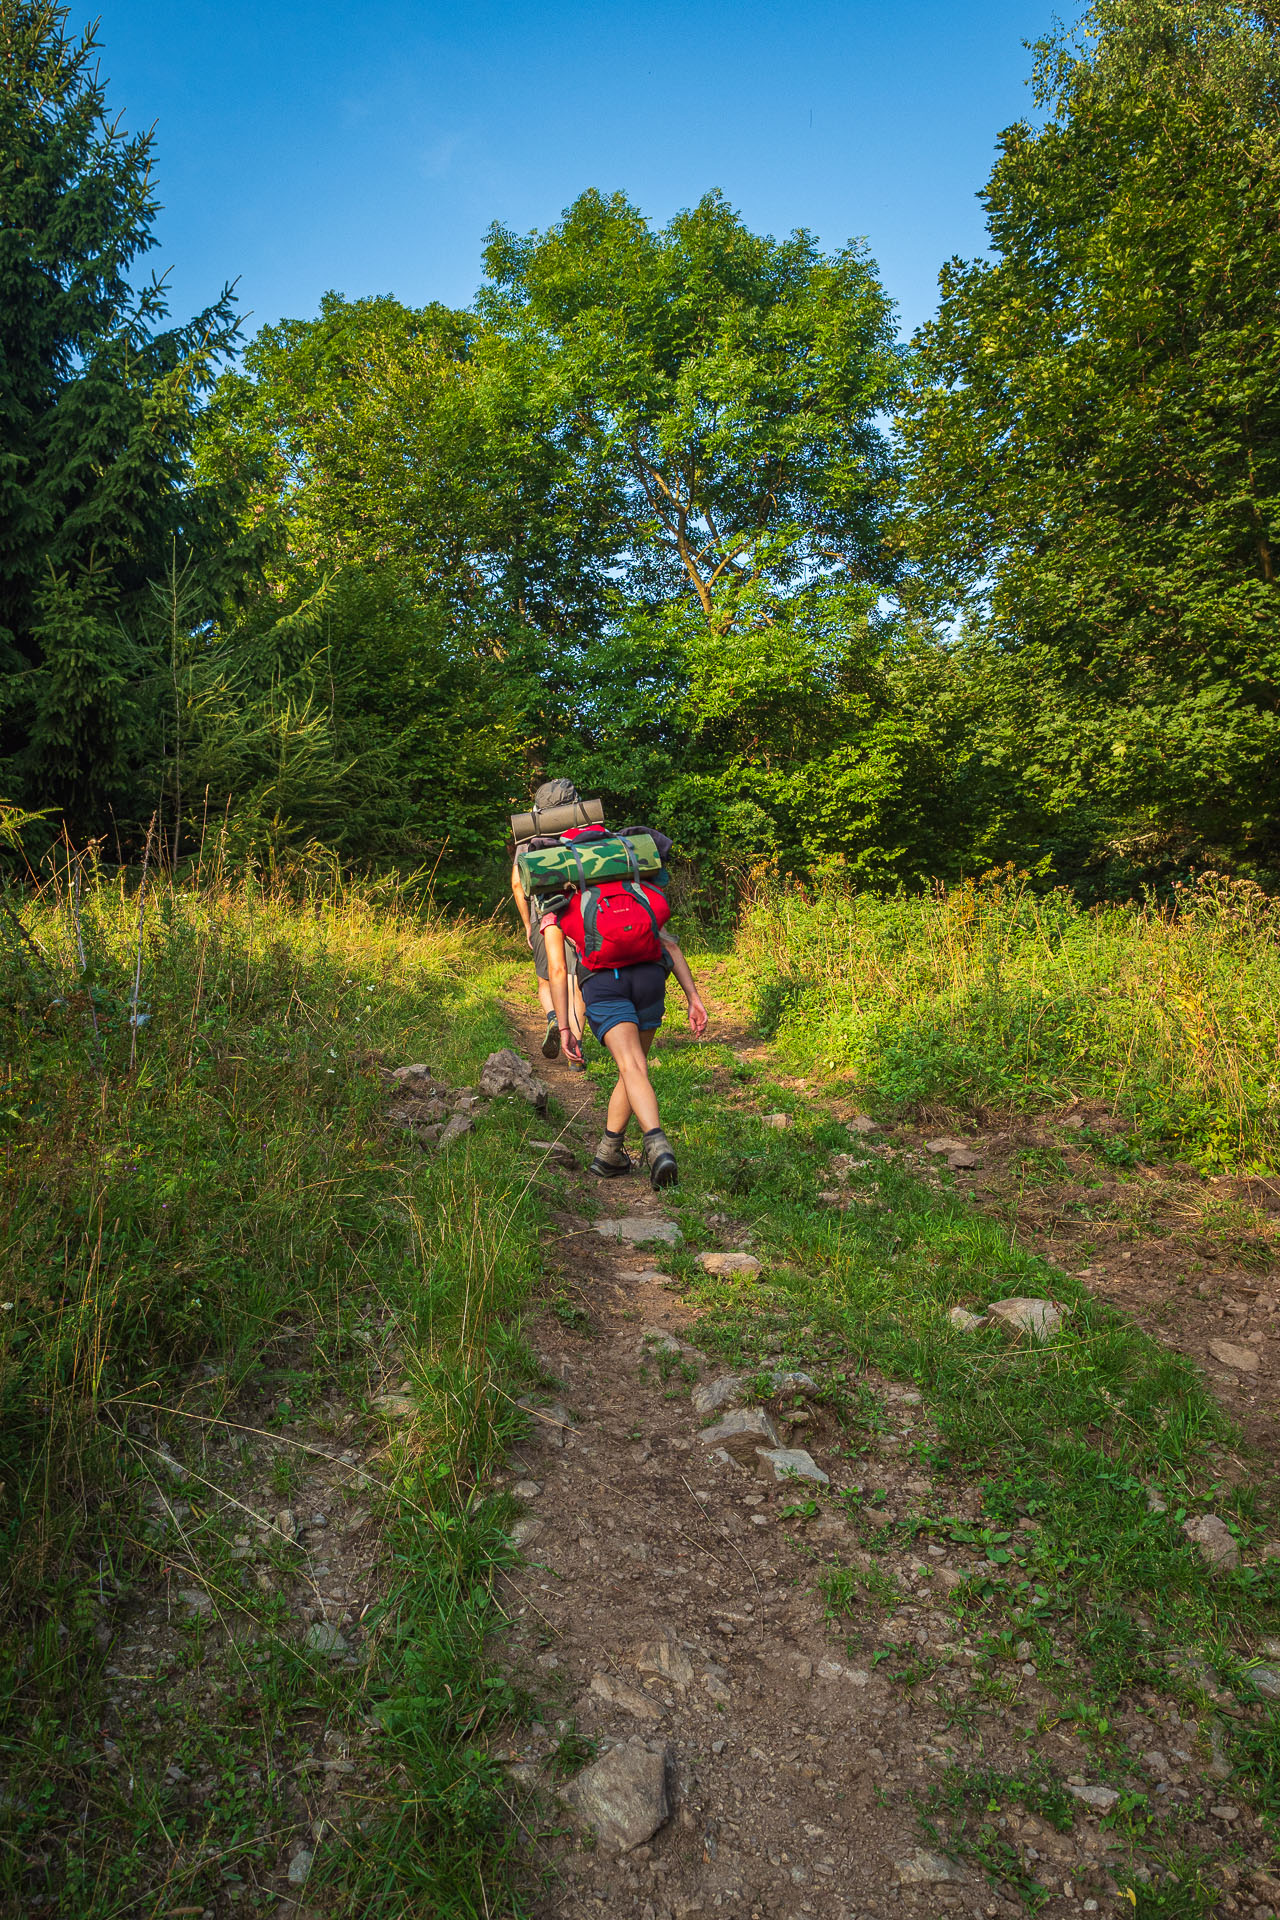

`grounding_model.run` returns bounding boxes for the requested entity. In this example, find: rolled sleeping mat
[510,795,604,843]
[517,831,663,900]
